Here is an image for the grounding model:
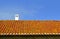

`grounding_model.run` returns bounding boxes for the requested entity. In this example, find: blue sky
[0,0,60,20]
